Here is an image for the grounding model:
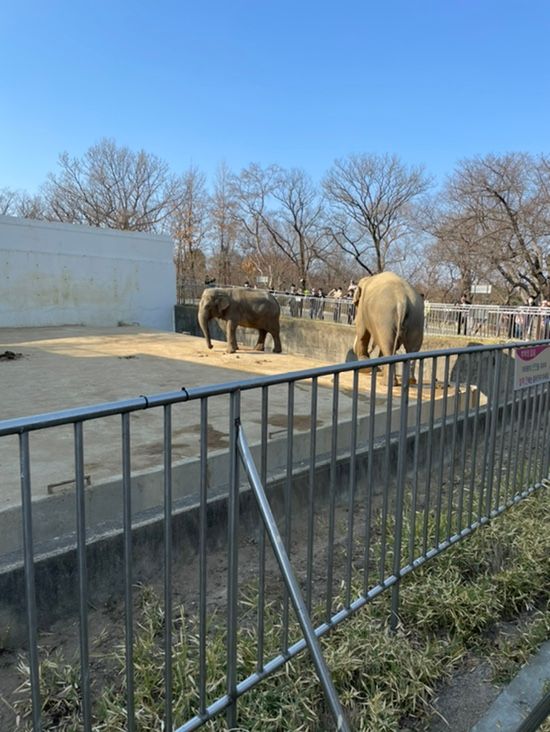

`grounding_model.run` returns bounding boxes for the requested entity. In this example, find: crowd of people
[205,276,550,339]
[279,279,359,323]
[454,292,550,338]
